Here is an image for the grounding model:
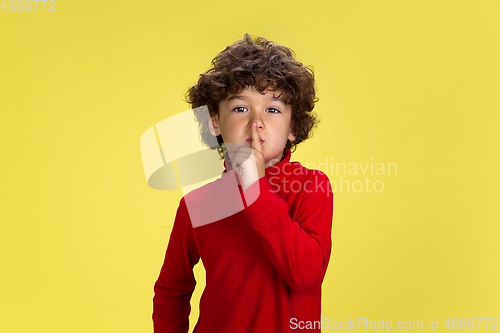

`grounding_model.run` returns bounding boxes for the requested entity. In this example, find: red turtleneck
[153,149,334,332]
